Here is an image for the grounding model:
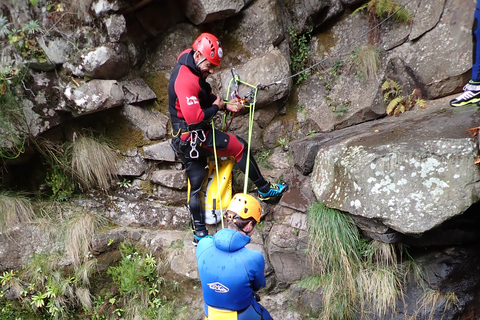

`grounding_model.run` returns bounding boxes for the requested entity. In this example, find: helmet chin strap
[196,58,206,67]
[194,51,206,67]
